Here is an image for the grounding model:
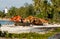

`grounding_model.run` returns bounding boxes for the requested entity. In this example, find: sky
[0,0,33,11]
